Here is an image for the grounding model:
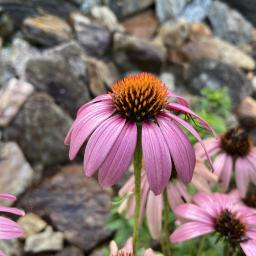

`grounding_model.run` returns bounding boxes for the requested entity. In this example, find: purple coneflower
[65,72,212,195]
[109,238,154,256]
[0,193,25,256]
[196,127,256,197]
[118,161,217,240]
[170,192,256,256]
